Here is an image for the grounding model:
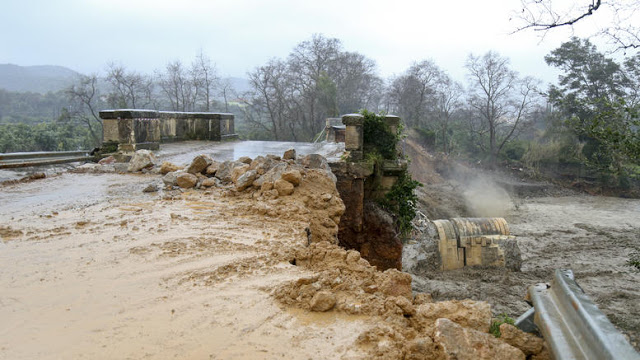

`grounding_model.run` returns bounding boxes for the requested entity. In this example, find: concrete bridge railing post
[342,113,364,161]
